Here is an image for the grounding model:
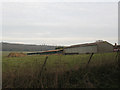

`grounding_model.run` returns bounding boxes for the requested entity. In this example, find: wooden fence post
[39,56,48,77]
[87,53,94,64]
[86,53,94,68]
